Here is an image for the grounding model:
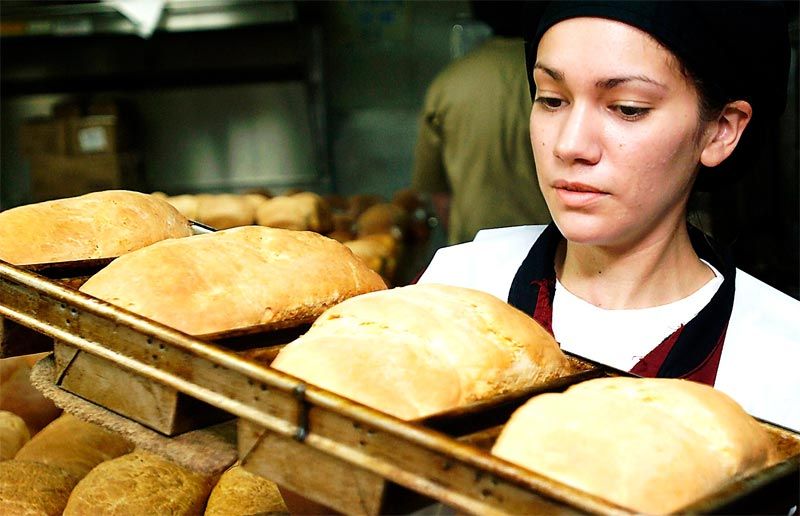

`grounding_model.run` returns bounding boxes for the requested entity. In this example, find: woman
[418,1,799,432]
